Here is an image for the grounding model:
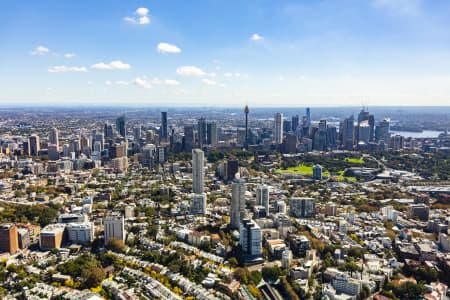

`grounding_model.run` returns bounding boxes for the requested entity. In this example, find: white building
[67,223,94,244]
[230,178,246,229]
[256,185,270,216]
[380,205,399,223]
[104,215,125,245]
[274,113,284,144]
[192,149,204,194]
[332,272,362,296]
[191,193,207,215]
[239,219,262,257]
[281,249,293,269]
